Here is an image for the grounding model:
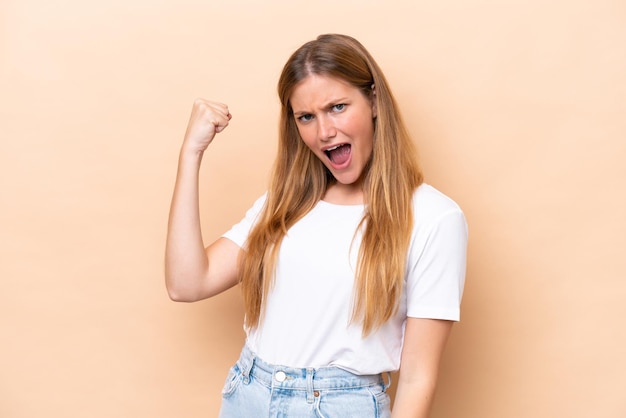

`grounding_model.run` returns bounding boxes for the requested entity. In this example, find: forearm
[391,375,437,418]
[165,149,209,301]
